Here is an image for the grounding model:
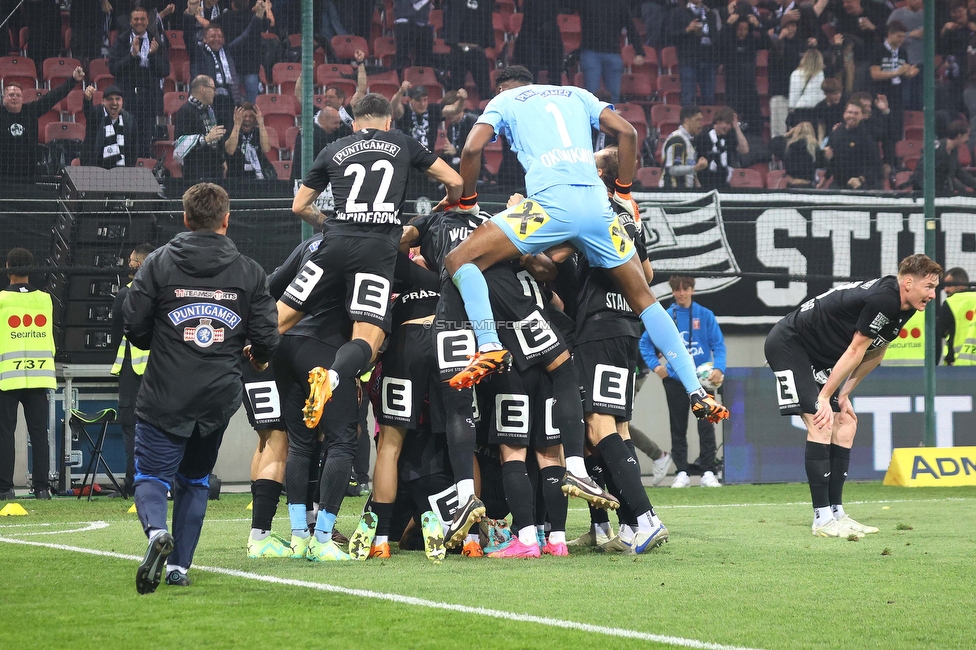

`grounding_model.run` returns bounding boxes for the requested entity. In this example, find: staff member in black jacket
[108,6,170,159]
[82,86,139,168]
[124,182,279,594]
